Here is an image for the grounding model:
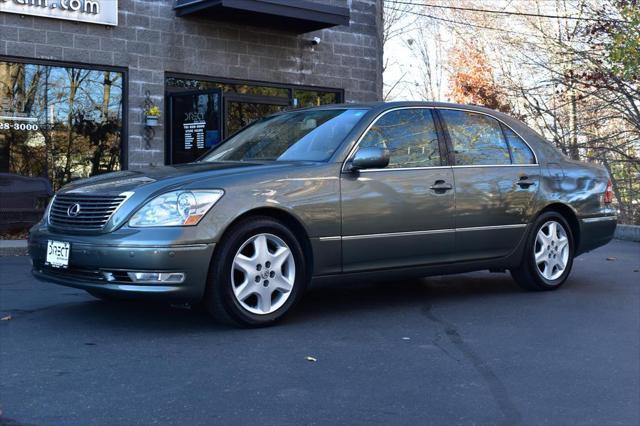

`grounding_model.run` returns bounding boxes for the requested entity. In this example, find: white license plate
[46,240,70,269]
